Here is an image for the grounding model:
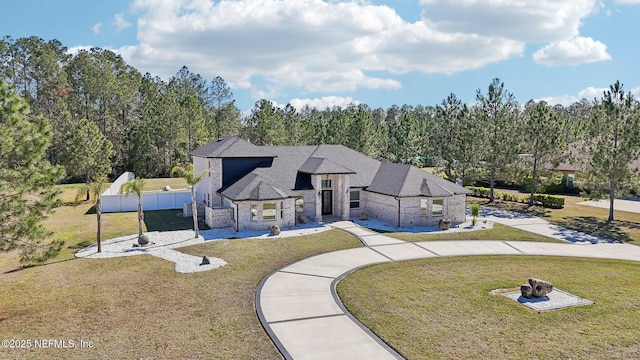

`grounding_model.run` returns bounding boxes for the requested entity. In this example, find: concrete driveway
[577,199,640,214]
[256,219,640,359]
